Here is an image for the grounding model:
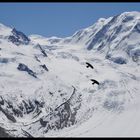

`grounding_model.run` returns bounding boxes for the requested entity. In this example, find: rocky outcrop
[0,96,44,123]
[0,105,16,123]
[36,44,48,57]
[40,64,49,71]
[38,86,82,133]
[8,28,30,46]
[17,63,37,78]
